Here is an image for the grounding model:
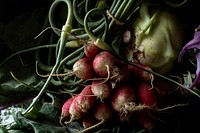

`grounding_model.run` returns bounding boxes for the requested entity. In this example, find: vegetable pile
[1,0,200,133]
